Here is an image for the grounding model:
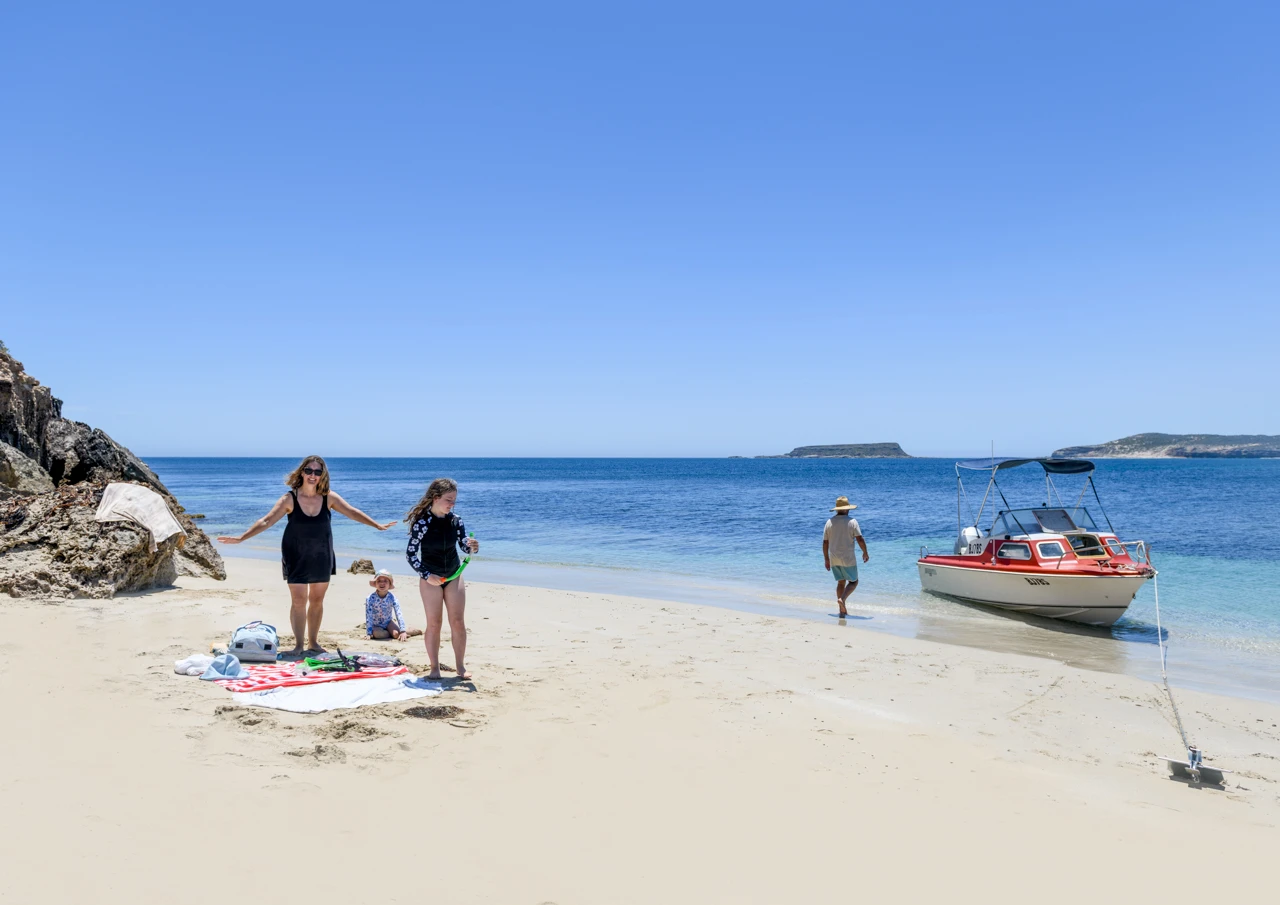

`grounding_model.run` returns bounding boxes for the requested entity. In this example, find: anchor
[1162,745,1229,786]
